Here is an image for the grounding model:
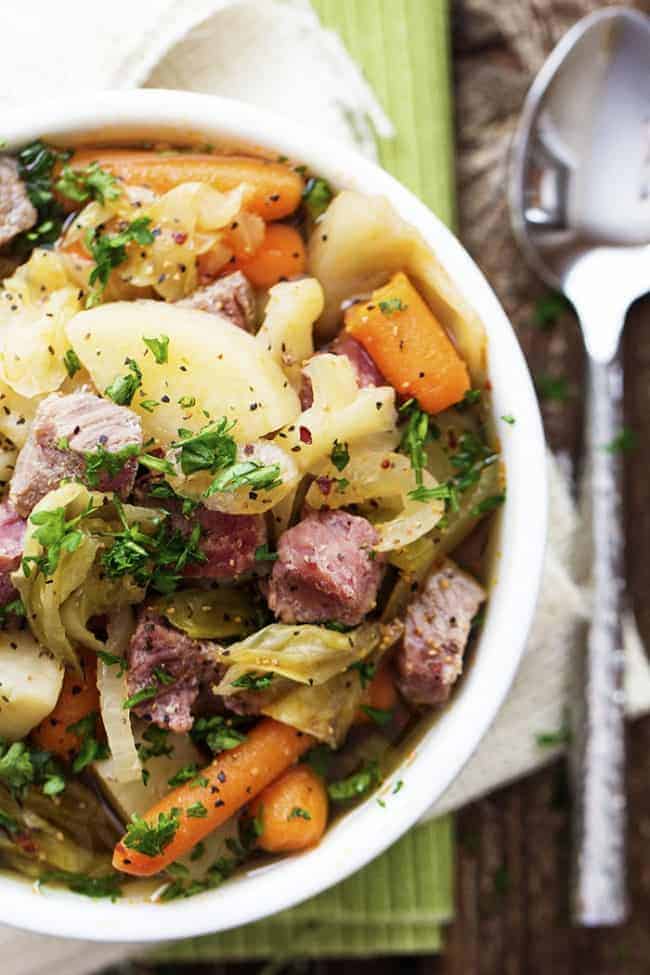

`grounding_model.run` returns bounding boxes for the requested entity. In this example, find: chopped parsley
[254,543,278,562]
[399,399,435,486]
[63,348,82,378]
[303,744,333,778]
[349,660,376,689]
[378,298,407,315]
[288,807,312,821]
[302,176,333,219]
[186,801,208,819]
[143,334,170,364]
[14,140,71,252]
[0,738,66,797]
[22,500,94,579]
[501,414,516,425]
[104,357,143,406]
[393,779,404,795]
[160,855,236,901]
[123,808,181,857]
[360,706,394,727]
[67,712,109,772]
[55,161,120,206]
[83,442,140,487]
[470,492,505,516]
[140,400,159,413]
[323,620,354,633]
[230,671,274,692]
[122,685,159,710]
[85,217,154,307]
[167,764,200,788]
[408,483,458,505]
[40,869,123,900]
[172,418,237,476]
[328,760,382,802]
[137,453,176,476]
[204,460,282,496]
[178,395,196,409]
[330,439,349,472]
[0,598,25,628]
[189,841,206,862]
[535,727,571,748]
[190,716,247,754]
[456,388,482,409]
[138,725,173,762]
